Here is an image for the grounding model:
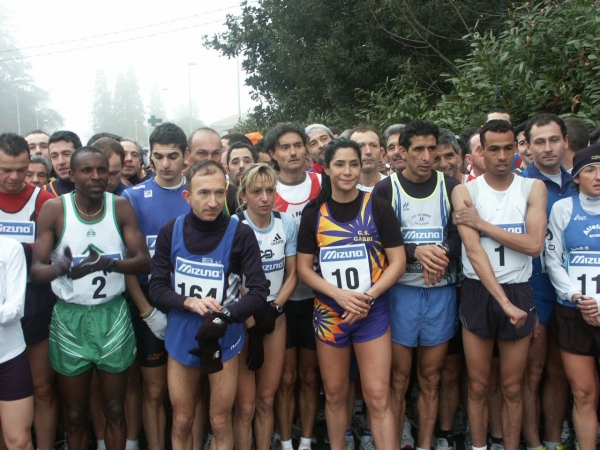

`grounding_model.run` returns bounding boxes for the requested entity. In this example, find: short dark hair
[91,137,126,165]
[70,146,108,172]
[437,128,460,154]
[150,123,187,155]
[30,155,52,174]
[480,120,515,148]
[525,114,567,143]
[87,132,121,146]
[222,133,253,148]
[458,127,480,155]
[227,142,257,165]
[48,130,82,150]
[514,121,527,137]
[24,130,49,139]
[265,122,308,154]
[186,159,227,191]
[349,125,381,146]
[0,133,30,158]
[400,120,439,149]
[485,108,512,123]
[563,117,590,153]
